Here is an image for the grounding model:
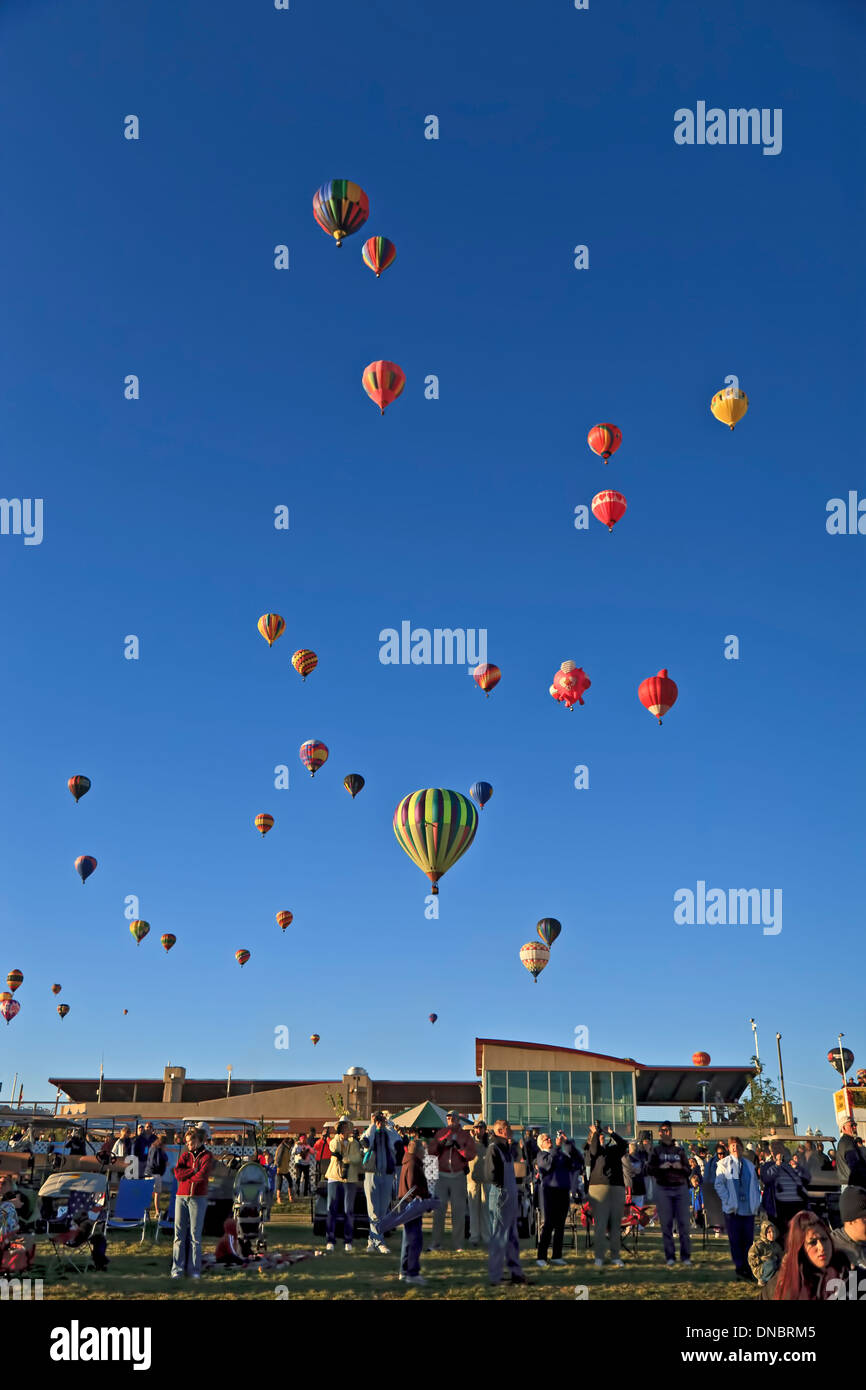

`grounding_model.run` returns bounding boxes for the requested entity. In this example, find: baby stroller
[231,1162,270,1255]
